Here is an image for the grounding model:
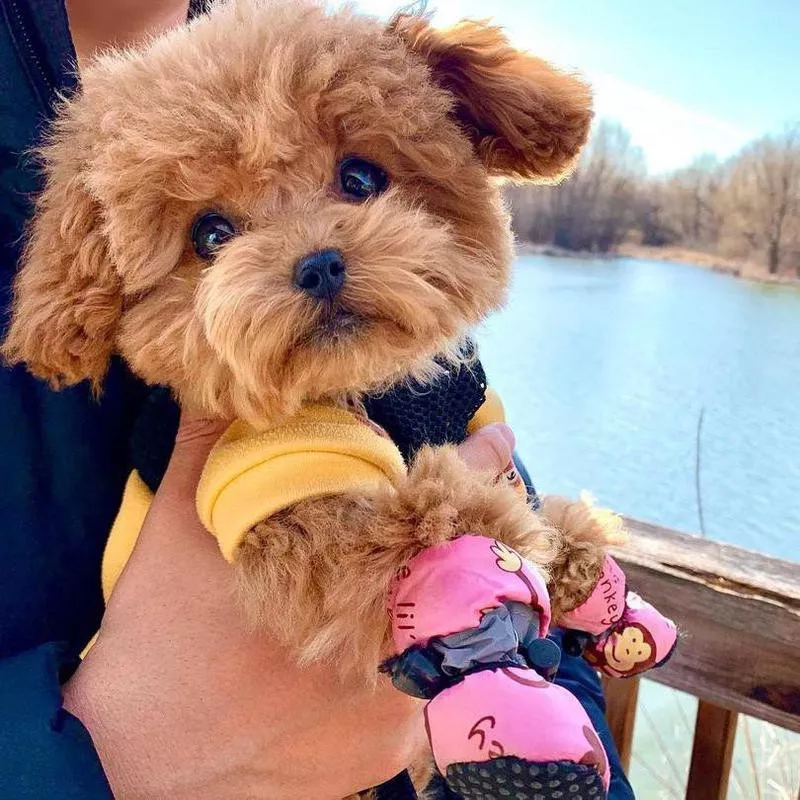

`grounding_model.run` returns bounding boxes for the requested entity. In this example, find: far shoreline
[516,241,800,287]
